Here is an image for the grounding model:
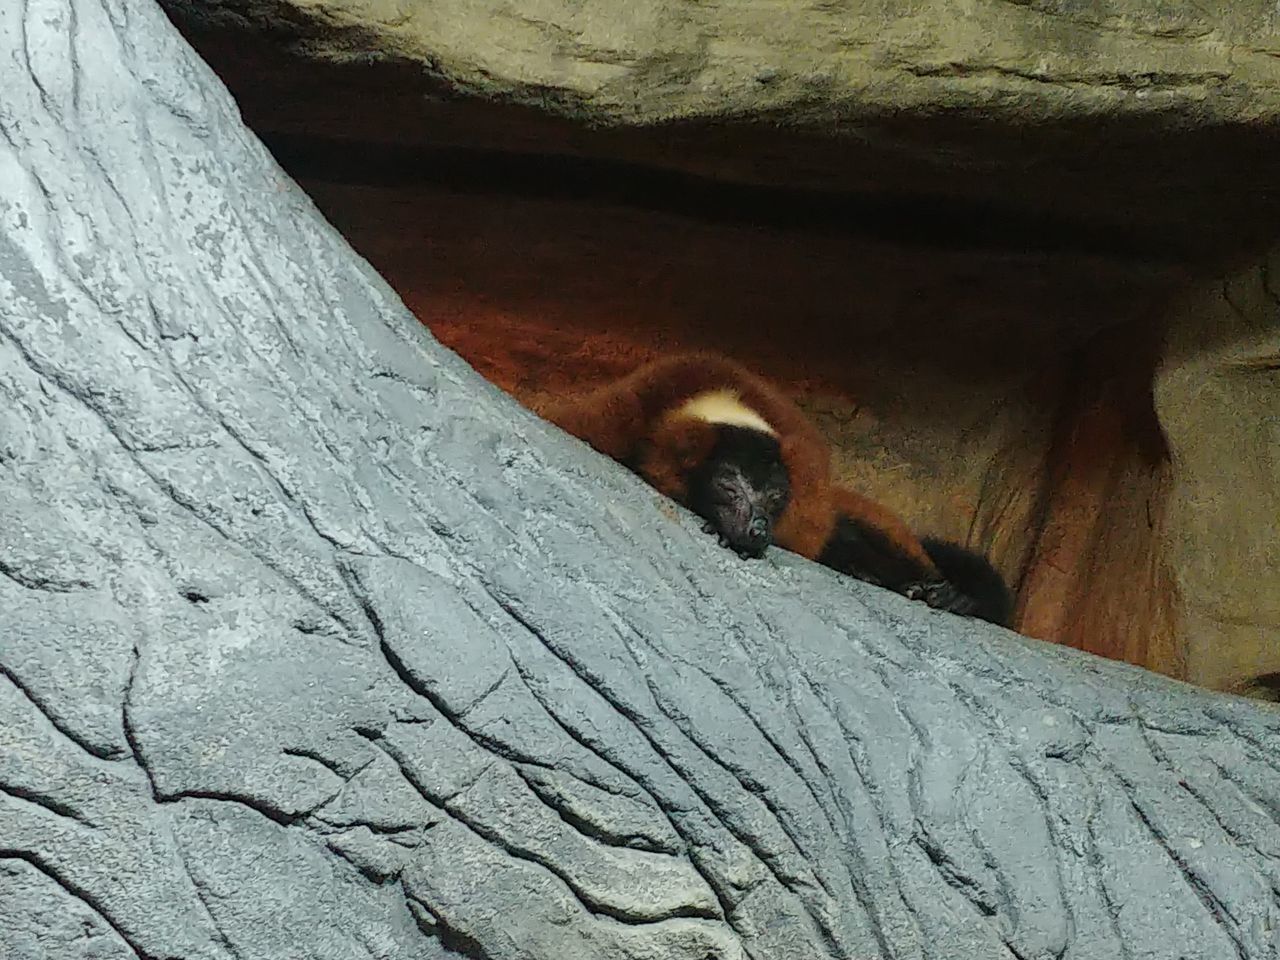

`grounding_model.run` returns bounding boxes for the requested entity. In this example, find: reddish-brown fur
[535,351,1009,623]
[534,352,838,559]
